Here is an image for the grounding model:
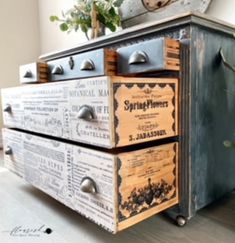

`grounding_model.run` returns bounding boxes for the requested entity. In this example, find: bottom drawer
[2,128,178,233]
